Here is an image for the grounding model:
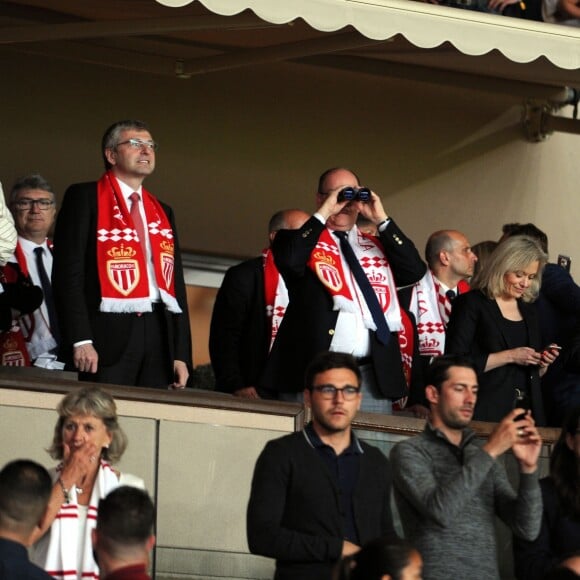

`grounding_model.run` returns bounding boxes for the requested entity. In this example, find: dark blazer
[0,538,53,580]
[262,216,426,396]
[445,290,545,425]
[52,181,191,371]
[209,256,271,394]
[247,430,396,580]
